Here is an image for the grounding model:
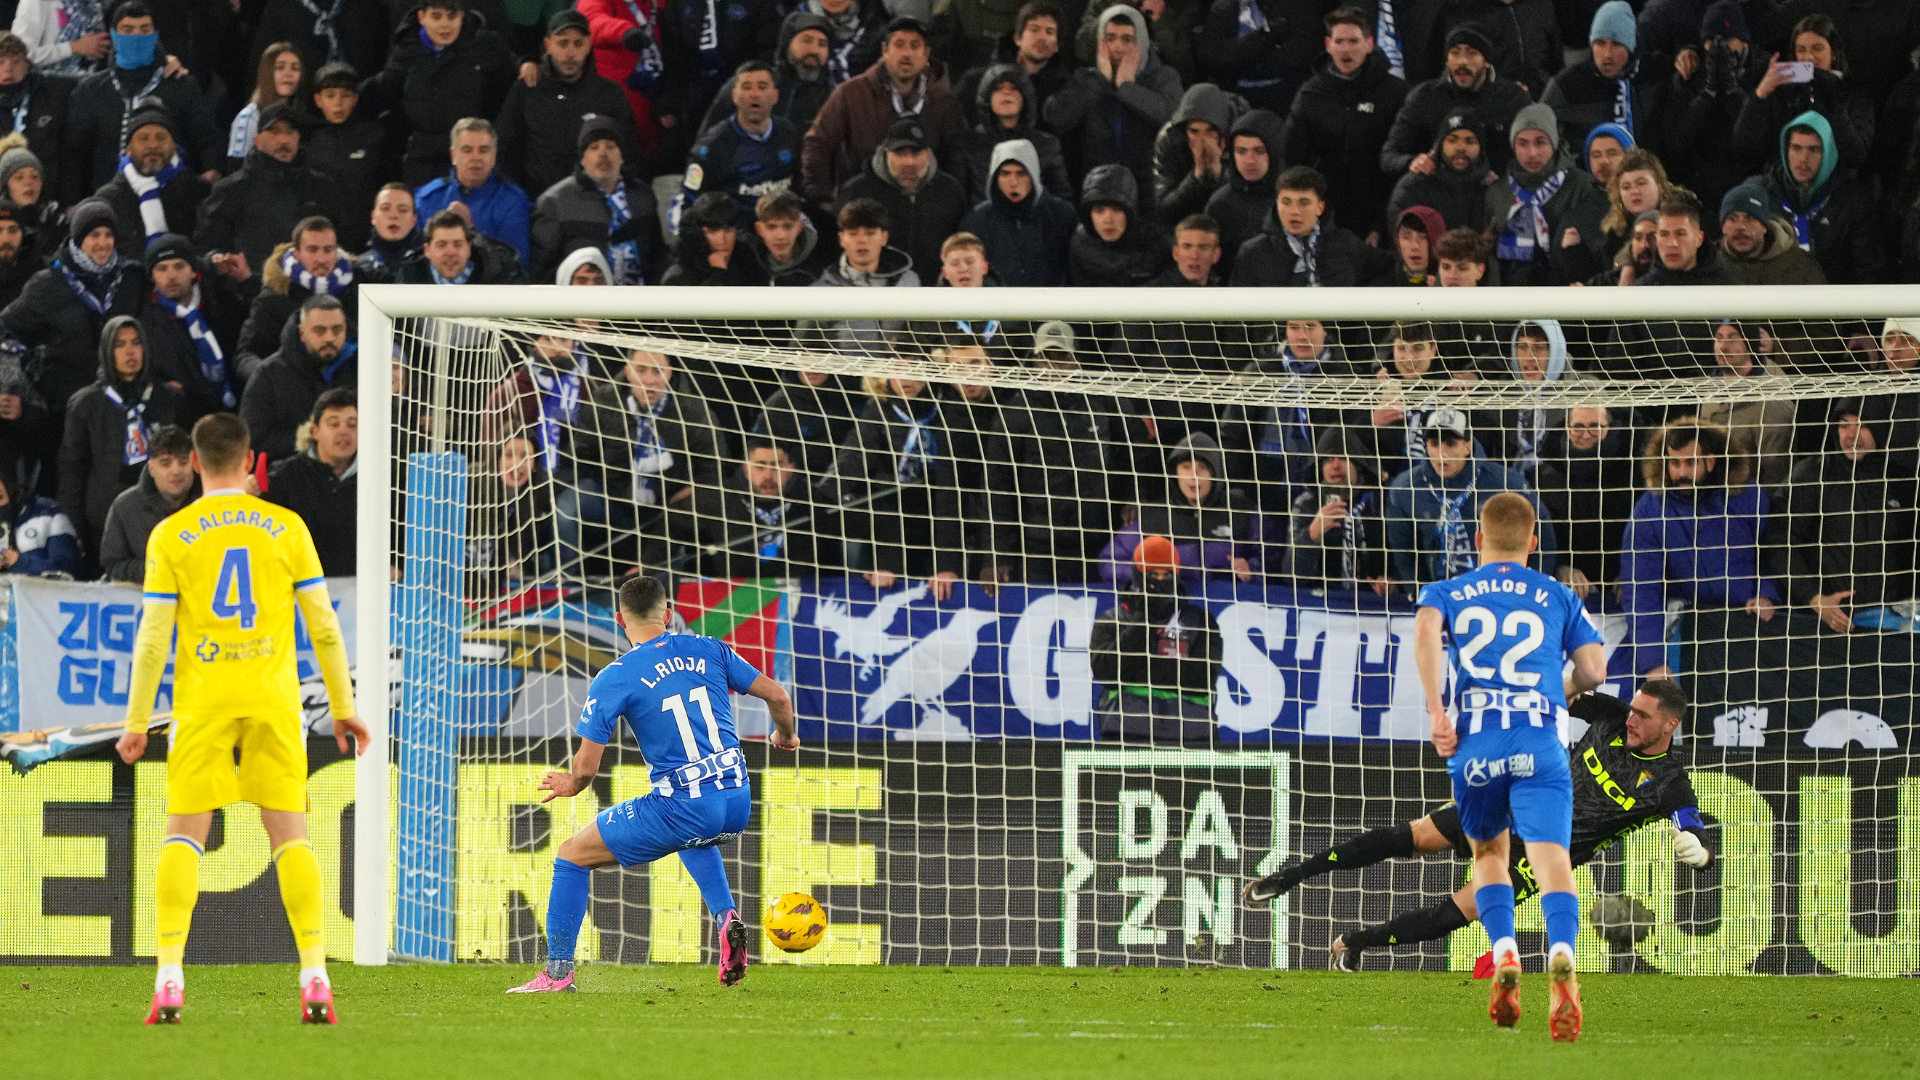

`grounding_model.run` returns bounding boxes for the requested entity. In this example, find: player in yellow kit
[114,413,367,1026]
